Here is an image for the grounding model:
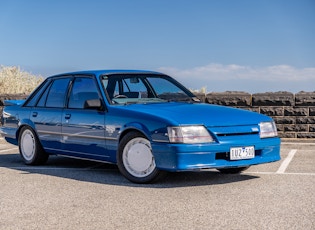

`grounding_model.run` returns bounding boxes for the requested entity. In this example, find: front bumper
[152,137,281,171]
